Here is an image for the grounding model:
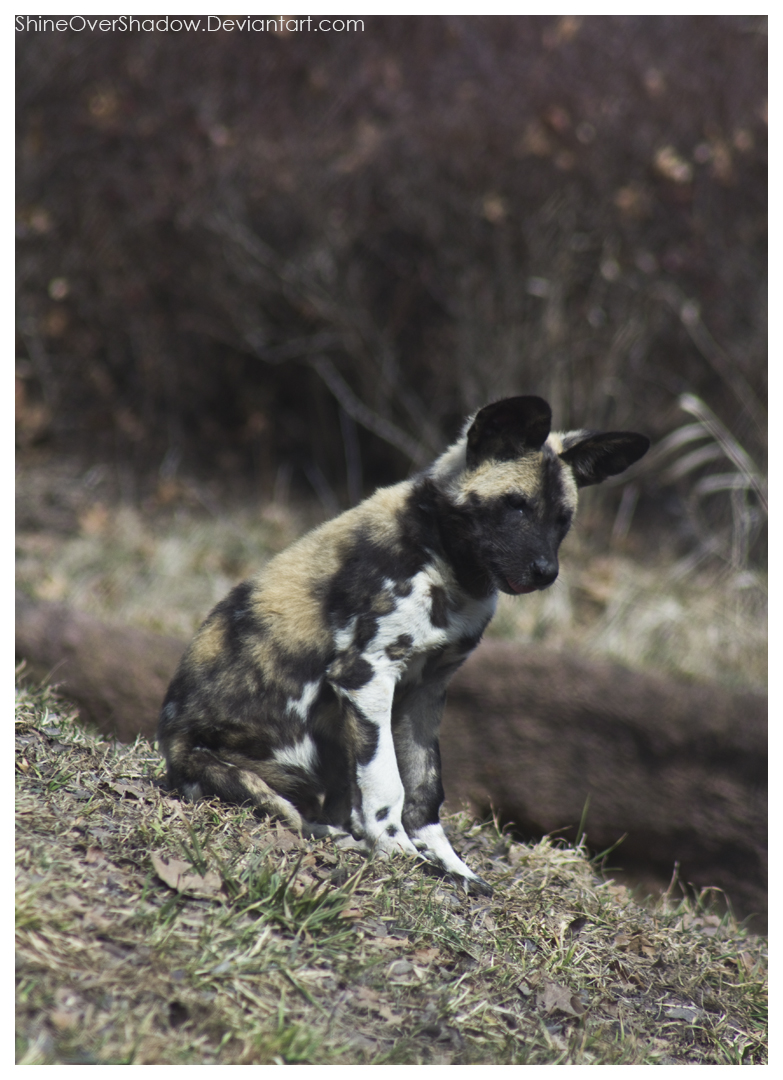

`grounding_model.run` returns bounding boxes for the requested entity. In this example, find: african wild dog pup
[159,396,649,893]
